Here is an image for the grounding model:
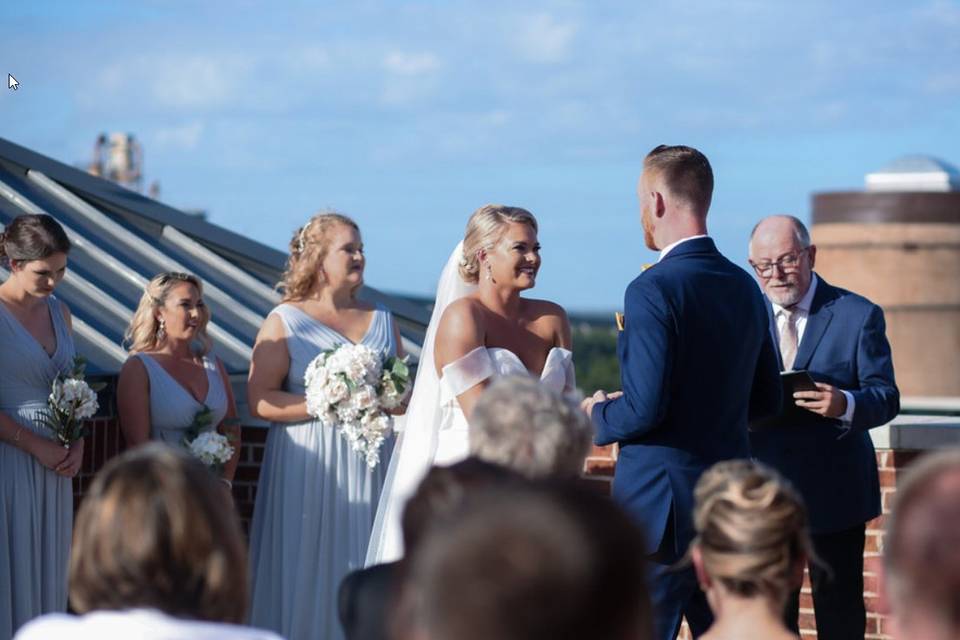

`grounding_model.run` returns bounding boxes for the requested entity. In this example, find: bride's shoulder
[523,297,568,319]
[522,298,571,346]
[437,297,486,335]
